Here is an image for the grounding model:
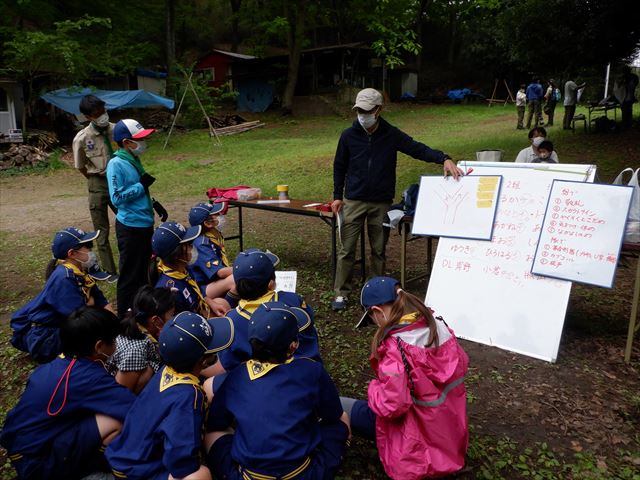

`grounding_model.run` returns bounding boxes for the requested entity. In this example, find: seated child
[188,202,239,307]
[205,302,349,480]
[0,307,135,480]
[215,249,320,374]
[536,140,556,163]
[10,227,114,363]
[151,221,228,318]
[106,311,234,480]
[341,277,469,480]
[108,285,175,393]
